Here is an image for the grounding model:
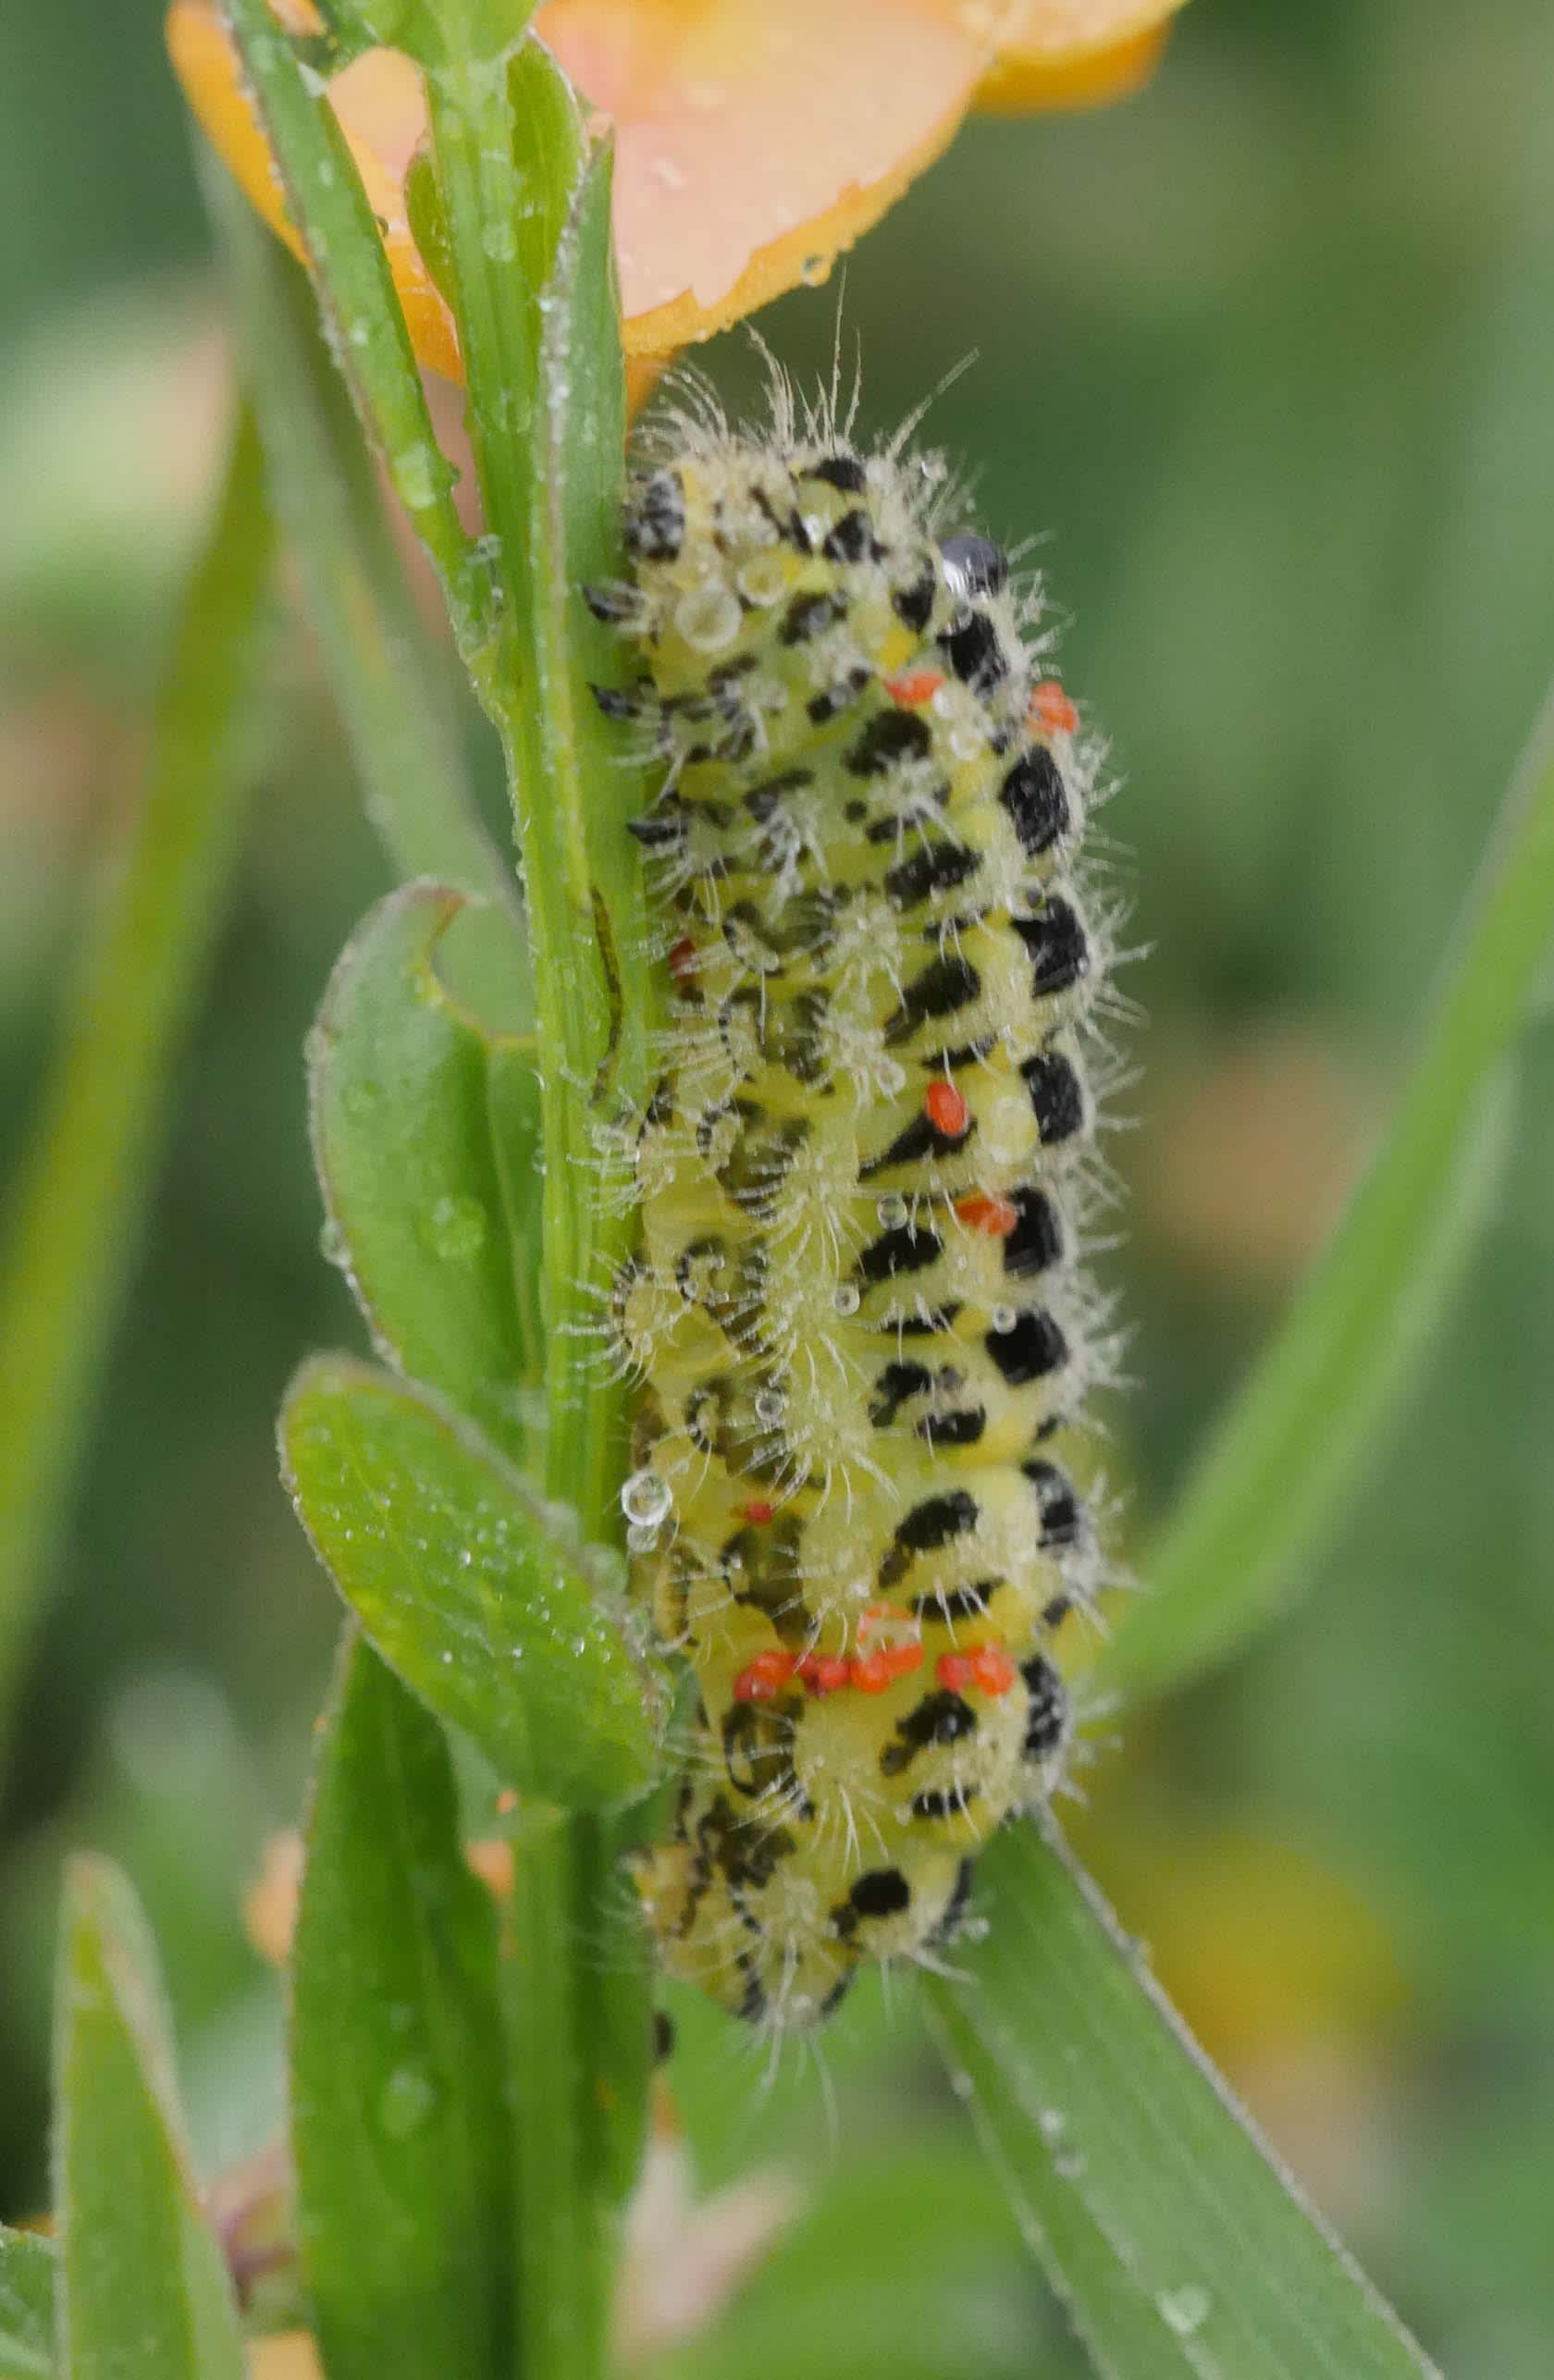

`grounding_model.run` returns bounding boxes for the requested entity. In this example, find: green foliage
[279,1355,666,1809]
[0,2230,54,2380]
[309,882,542,1453]
[10,7,1553,2380]
[1108,707,1554,1703]
[291,1631,511,2380]
[925,1827,1441,2379]
[0,413,272,1746]
[53,1859,244,2380]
